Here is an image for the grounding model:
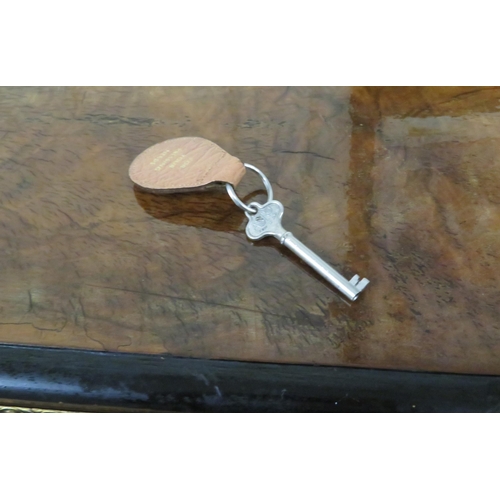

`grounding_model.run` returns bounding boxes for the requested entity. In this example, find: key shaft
[281,232,368,301]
